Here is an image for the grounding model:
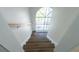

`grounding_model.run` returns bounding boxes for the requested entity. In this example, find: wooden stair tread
[26,45,54,48]
[23,43,55,50]
[26,48,54,52]
[23,32,55,52]
[27,41,51,43]
[26,43,54,46]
